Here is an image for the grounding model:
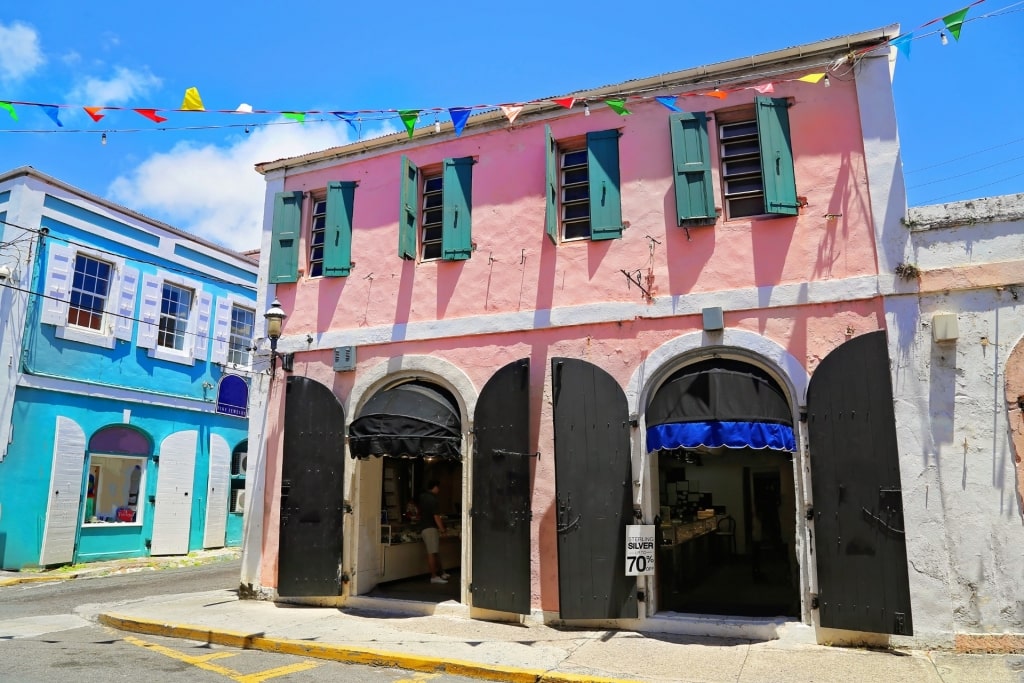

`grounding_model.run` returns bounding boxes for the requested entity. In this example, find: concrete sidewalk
[0,548,241,586]
[77,589,1024,683]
